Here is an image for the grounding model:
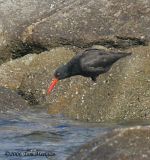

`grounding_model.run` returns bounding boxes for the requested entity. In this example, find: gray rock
[18,45,150,122]
[61,45,150,122]
[18,47,75,105]
[0,87,28,113]
[67,126,150,160]
[0,0,150,63]
[0,0,64,62]
[0,0,150,122]
[22,0,149,48]
[0,54,37,89]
